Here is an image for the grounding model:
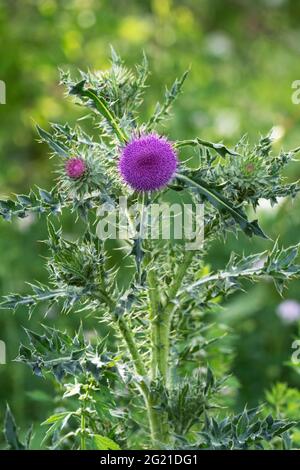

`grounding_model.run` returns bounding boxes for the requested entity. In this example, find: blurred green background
[1,0,300,447]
